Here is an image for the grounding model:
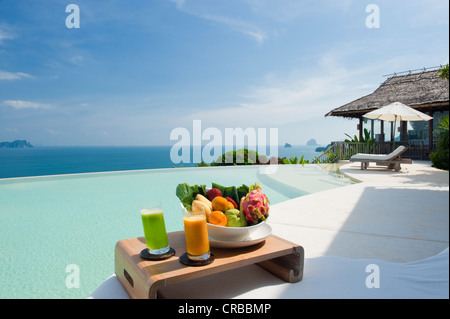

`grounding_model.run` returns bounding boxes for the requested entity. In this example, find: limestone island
[306,139,318,146]
[0,140,34,148]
